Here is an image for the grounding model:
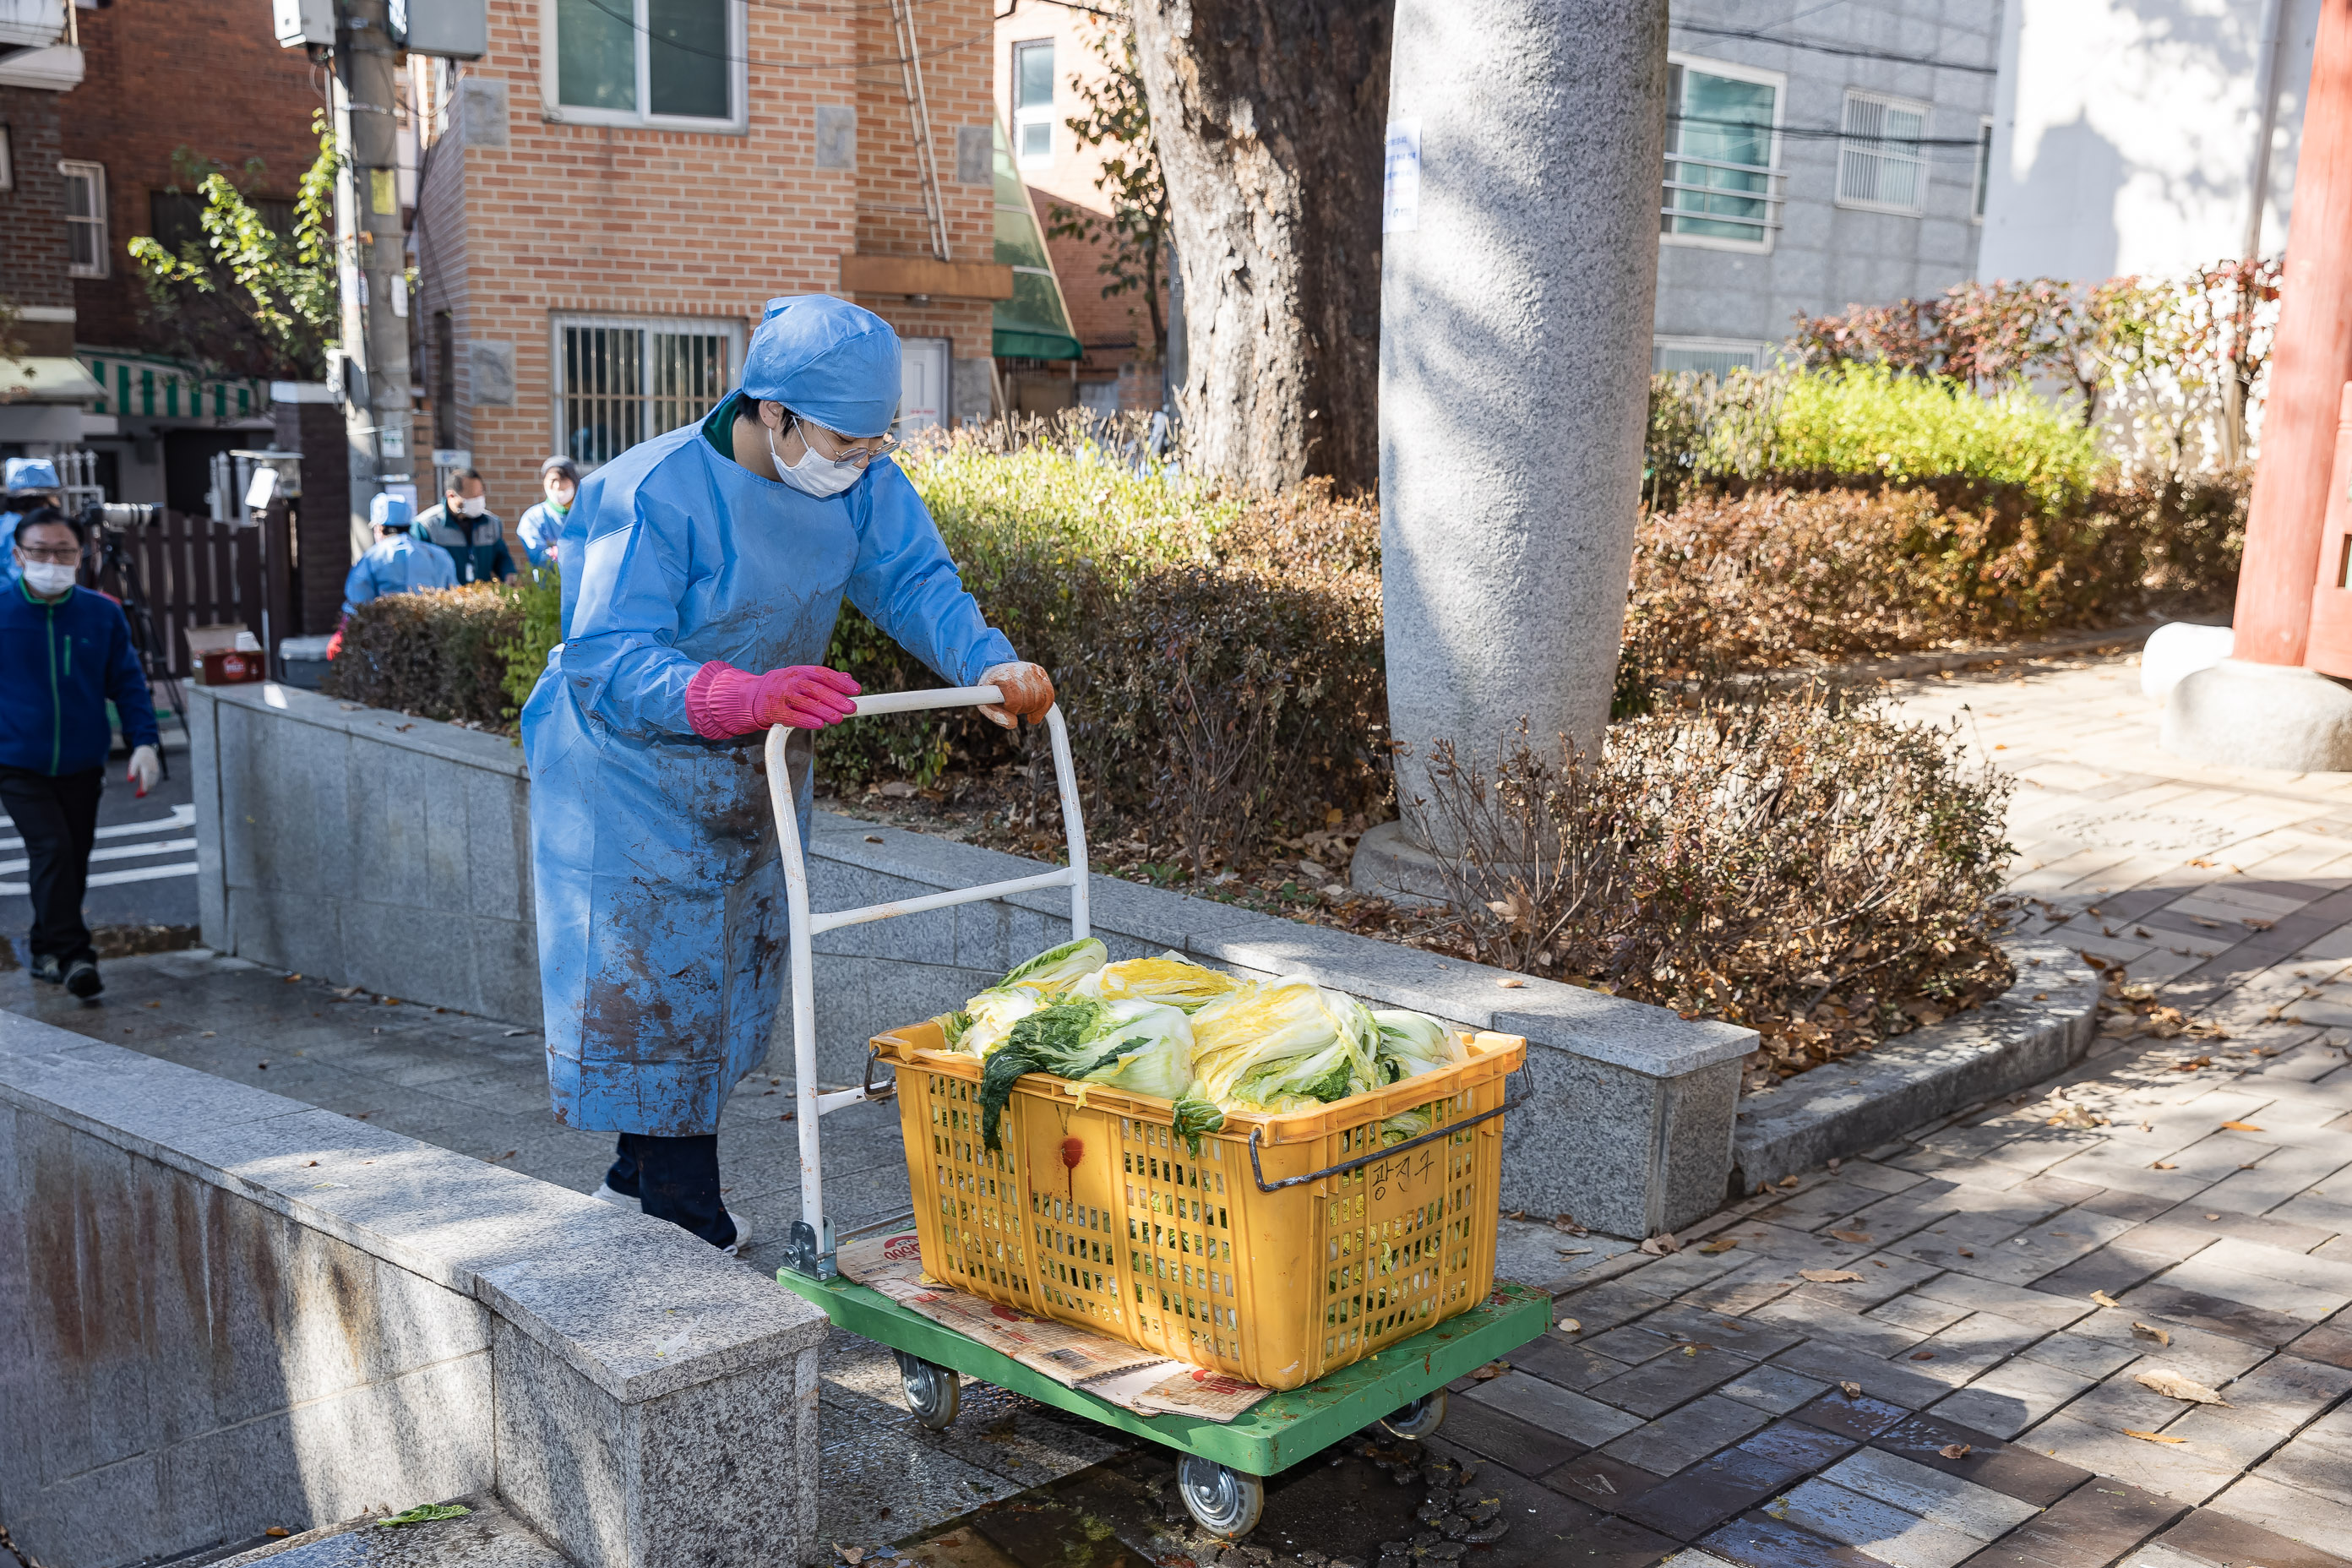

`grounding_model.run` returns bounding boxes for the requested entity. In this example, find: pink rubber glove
[685,662,860,738]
